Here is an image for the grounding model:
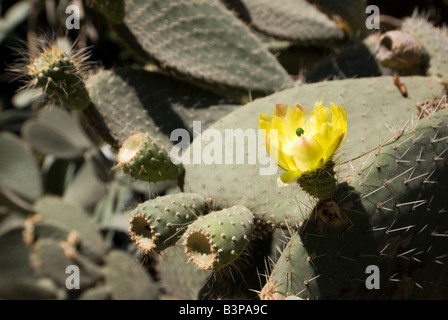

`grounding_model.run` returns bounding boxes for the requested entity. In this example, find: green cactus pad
[33,196,105,264]
[117,132,184,182]
[225,0,344,45]
[183,205,255,270]
[0,132,43,211]
[401,16,448,85]
[78,286,111,300]
[110,0,293,98]
[104,250,159,300]
[21,106,92,159]
[129,193,206,253]
[198,225,282,299]
[158,244,211,299]
[30,238,103,289]
[62,155,109,210]
[0,275,58,300]
[0,218,36,277]
[85,67,237,149]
